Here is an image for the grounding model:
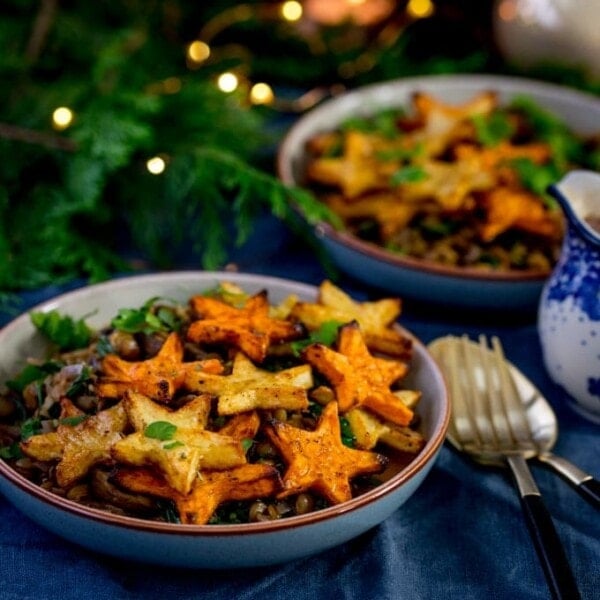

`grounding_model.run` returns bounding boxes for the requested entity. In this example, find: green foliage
[0,1,596,299]
[30,310,93,351]
[0,1,336,296]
